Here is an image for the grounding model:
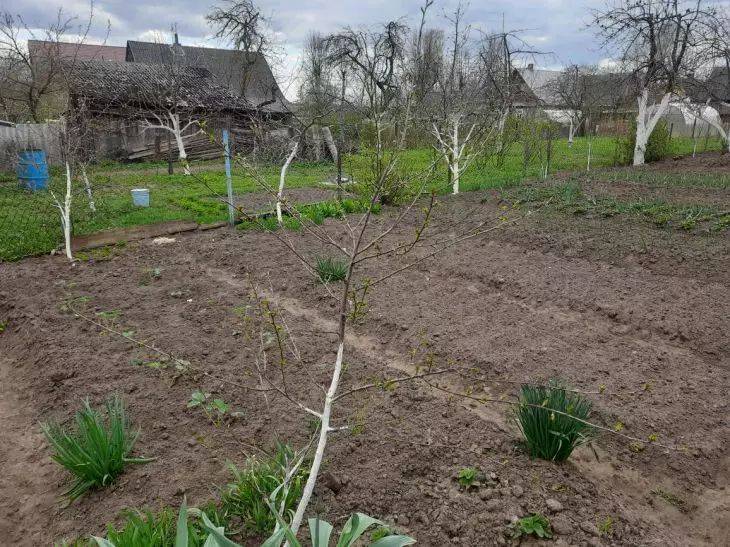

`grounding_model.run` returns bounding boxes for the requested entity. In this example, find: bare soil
[0,154,728,547]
